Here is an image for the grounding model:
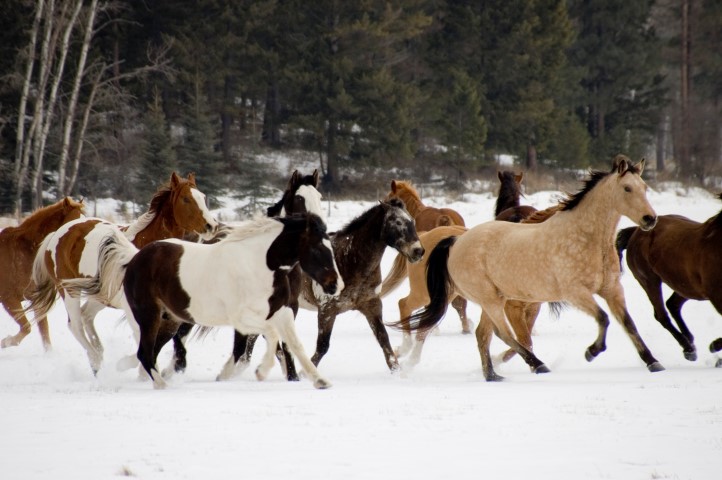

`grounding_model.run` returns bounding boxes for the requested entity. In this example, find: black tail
[391,236,458,333]
[615,226,637,269]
